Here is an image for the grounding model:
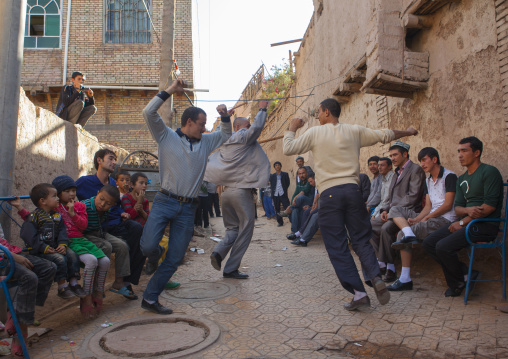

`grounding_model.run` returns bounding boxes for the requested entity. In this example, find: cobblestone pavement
[24,214,508,358]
